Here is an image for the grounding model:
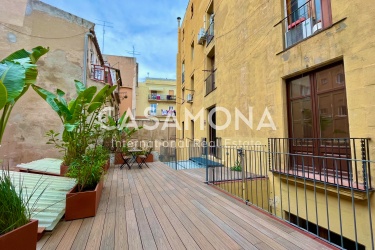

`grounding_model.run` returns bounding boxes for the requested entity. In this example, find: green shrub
[66,146,109,192]
[230,160,242,172]
[0,171,29,235]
